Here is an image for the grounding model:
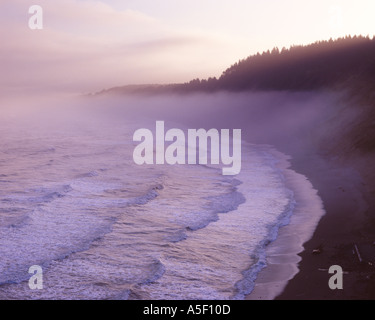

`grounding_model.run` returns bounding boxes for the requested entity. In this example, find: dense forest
[100,35,375,95]
[197,35,375,91]
[98,35,375,155]
[183,35,375,92]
